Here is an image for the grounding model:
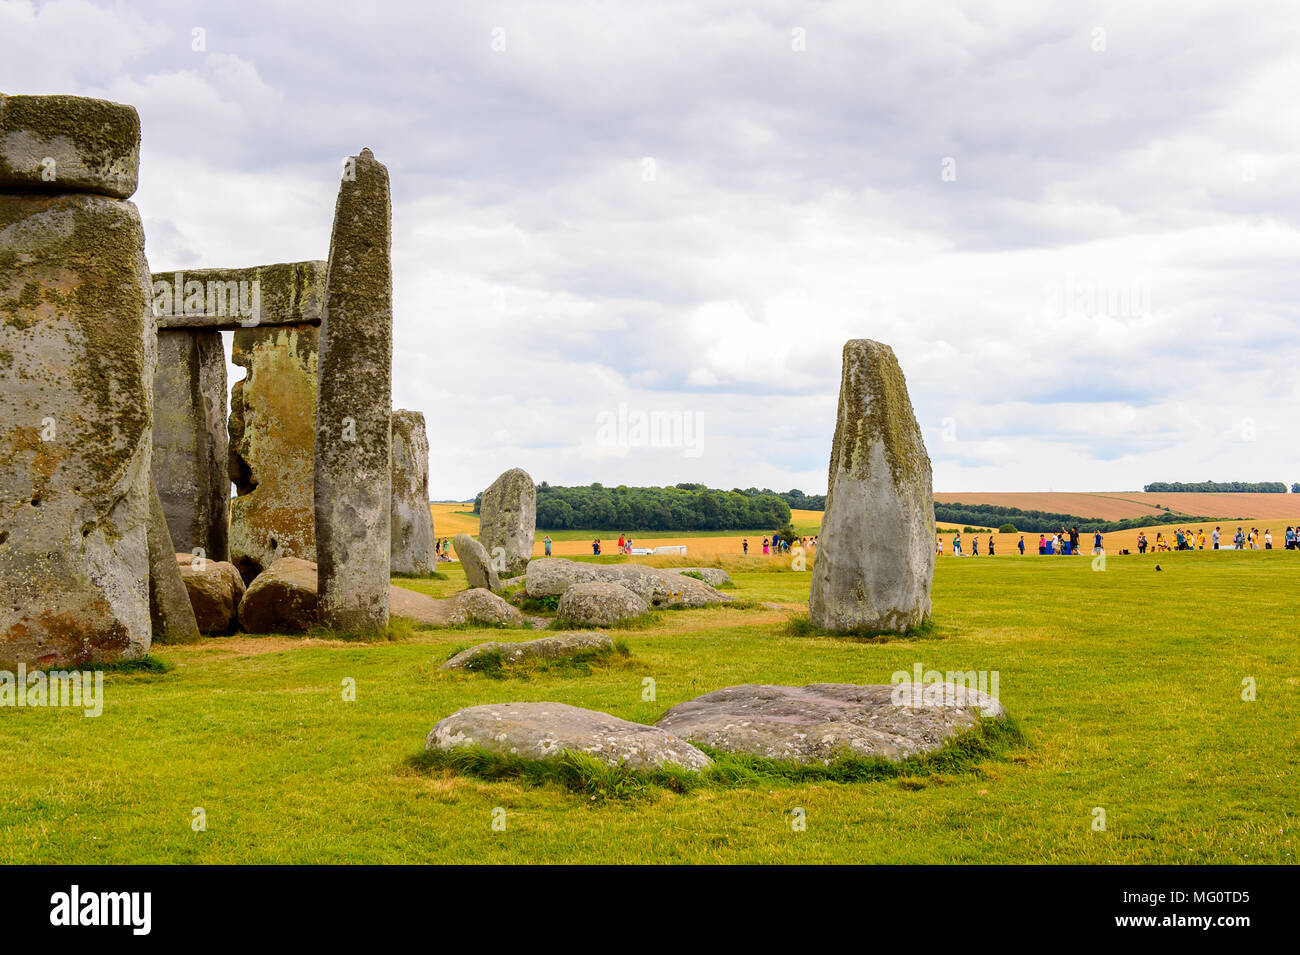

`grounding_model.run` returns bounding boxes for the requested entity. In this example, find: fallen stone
[452,533,500,592]
[0,93,140,198]
[809,339,935,633]
[670,567,732,588]
[315,147,393,633]
[177,554,246,634]
[388,585,523,628]
[525,558,731,608]
[655,683,1005,764]
[228,323,318,583]
[440,631,613,670]
[556,581,649,627]
[0,192,153,668]
[146,480,201,644]
[153,328,228,561]
[237,556,319,634]
[477,467,535,578]
[427,701,713,771]
[390,409,435,575]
